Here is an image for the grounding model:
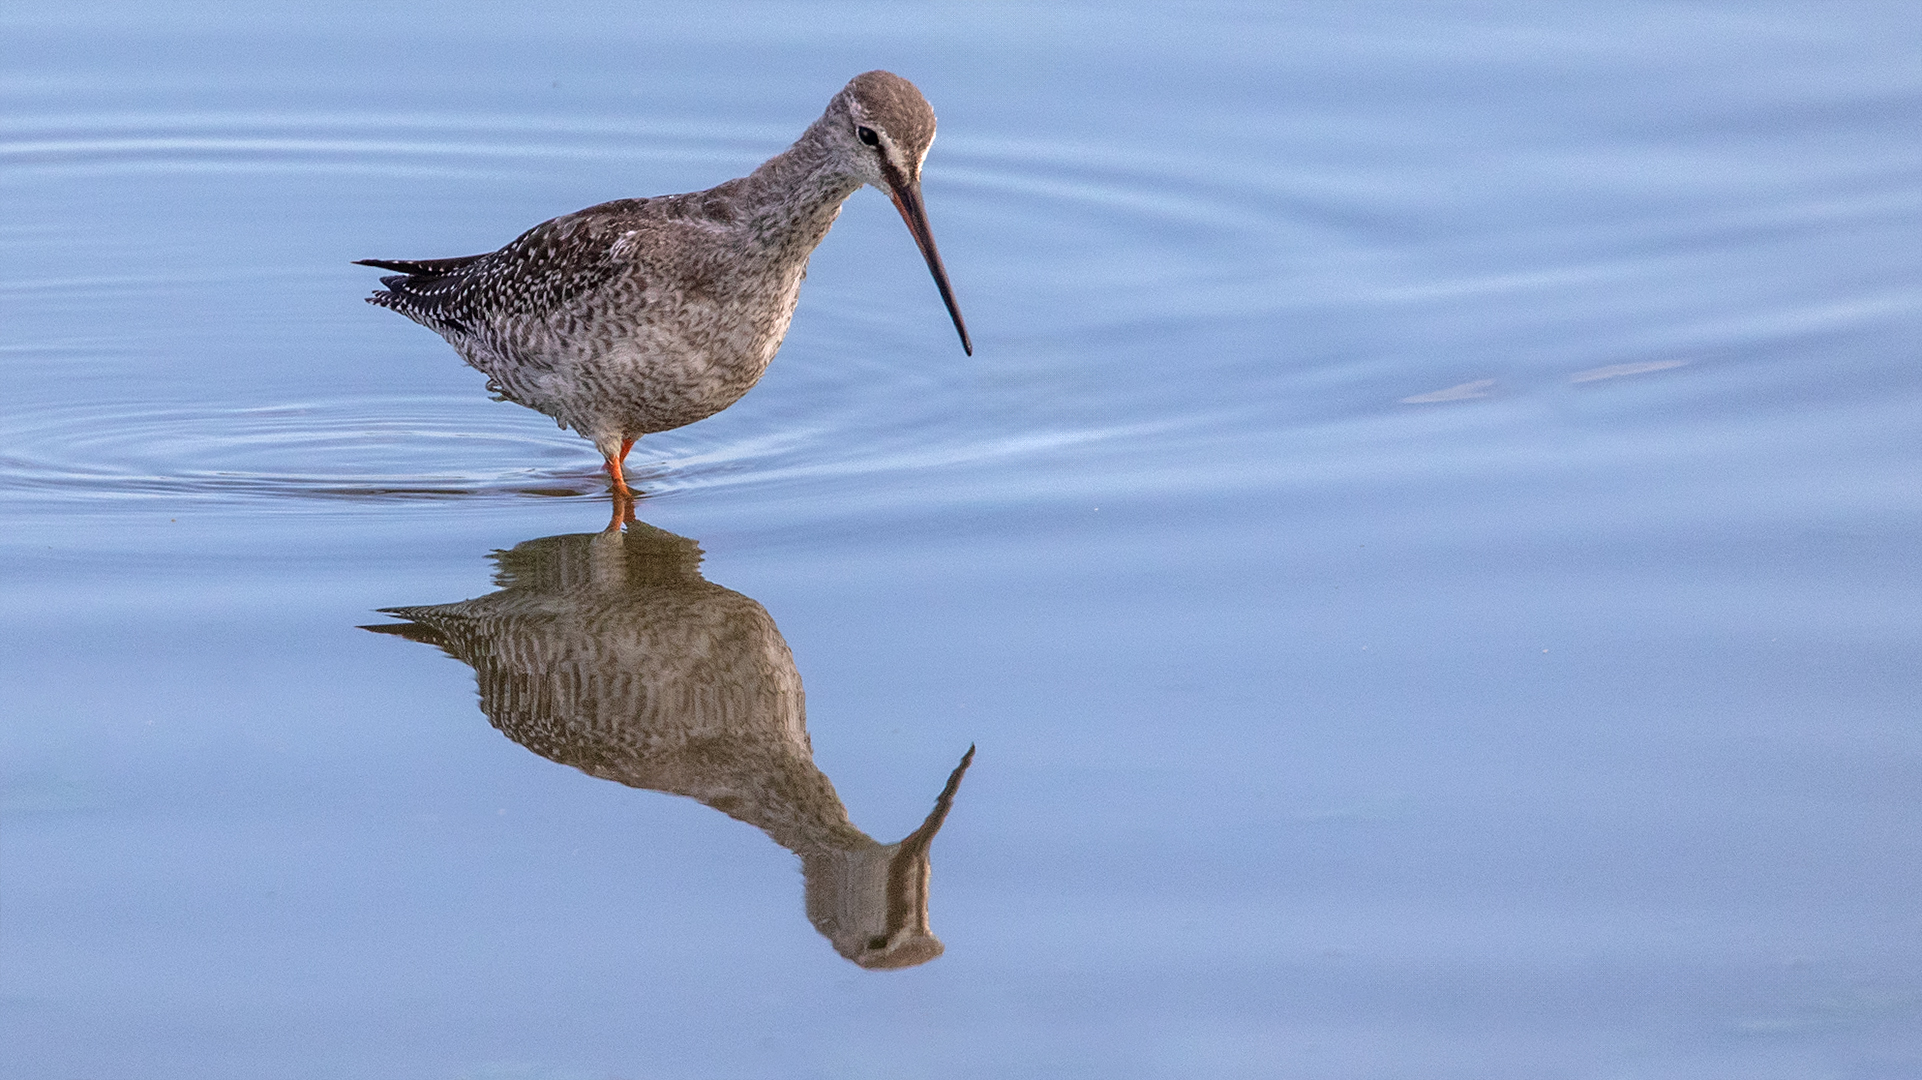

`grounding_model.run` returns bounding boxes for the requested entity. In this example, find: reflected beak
[883,164,973,356]
[898,744,975,855]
